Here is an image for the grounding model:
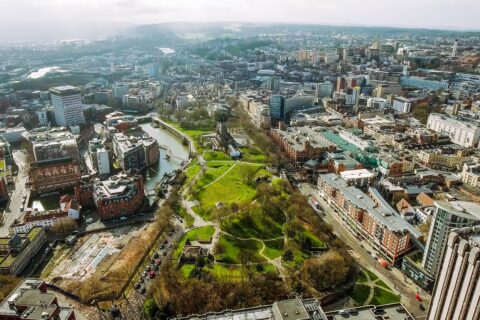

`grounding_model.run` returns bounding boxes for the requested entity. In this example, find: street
[298,183,430,318]
[0,150,29,237]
